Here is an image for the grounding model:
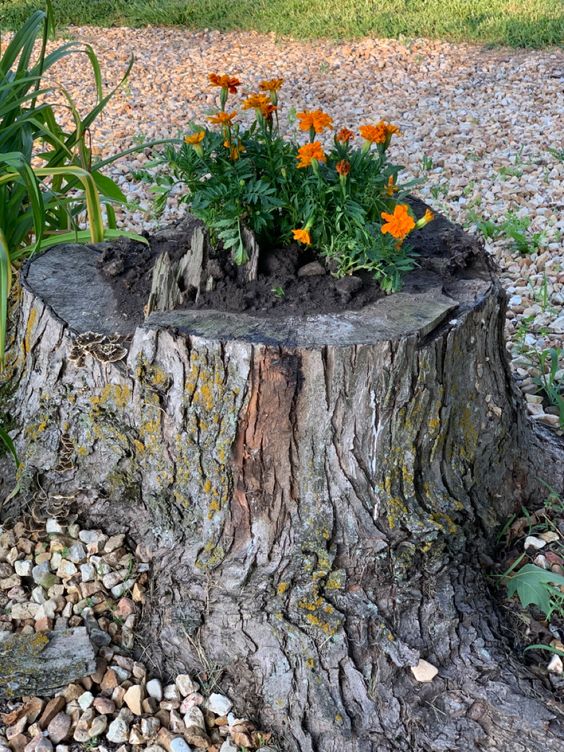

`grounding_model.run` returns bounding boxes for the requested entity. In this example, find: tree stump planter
[3,214,564,751]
